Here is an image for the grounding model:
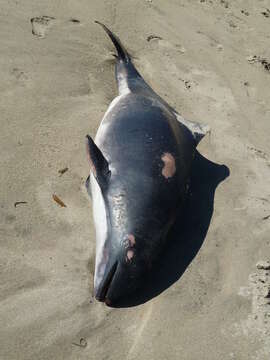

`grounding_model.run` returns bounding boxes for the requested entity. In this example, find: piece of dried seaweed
[58,167,69,176]
[52,194,67,207]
